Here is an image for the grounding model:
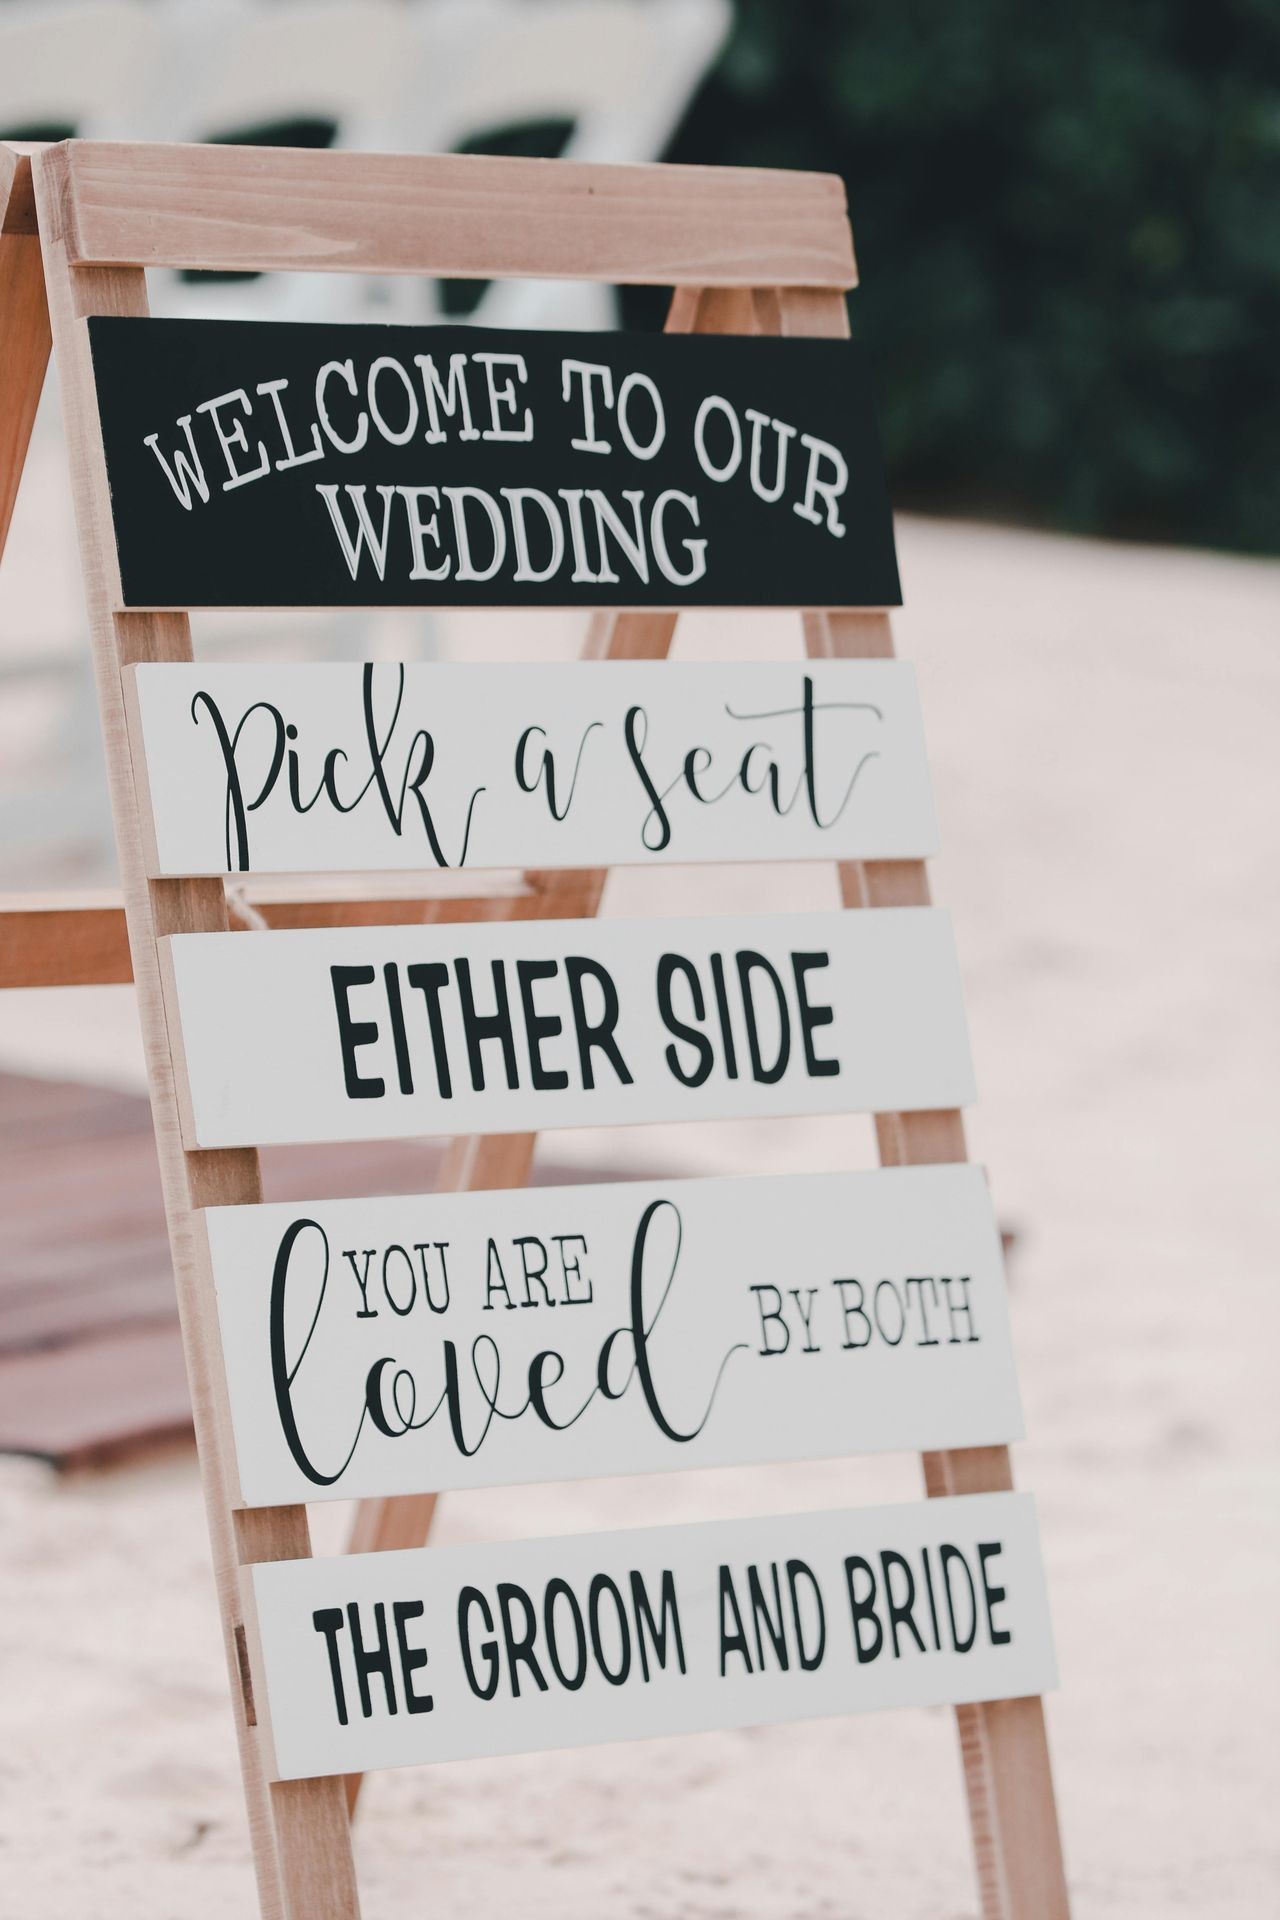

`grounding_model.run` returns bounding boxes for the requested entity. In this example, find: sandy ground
[1,491,1278,1916]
